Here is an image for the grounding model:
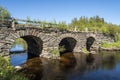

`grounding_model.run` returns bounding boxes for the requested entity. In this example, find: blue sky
[0,0,120,25]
